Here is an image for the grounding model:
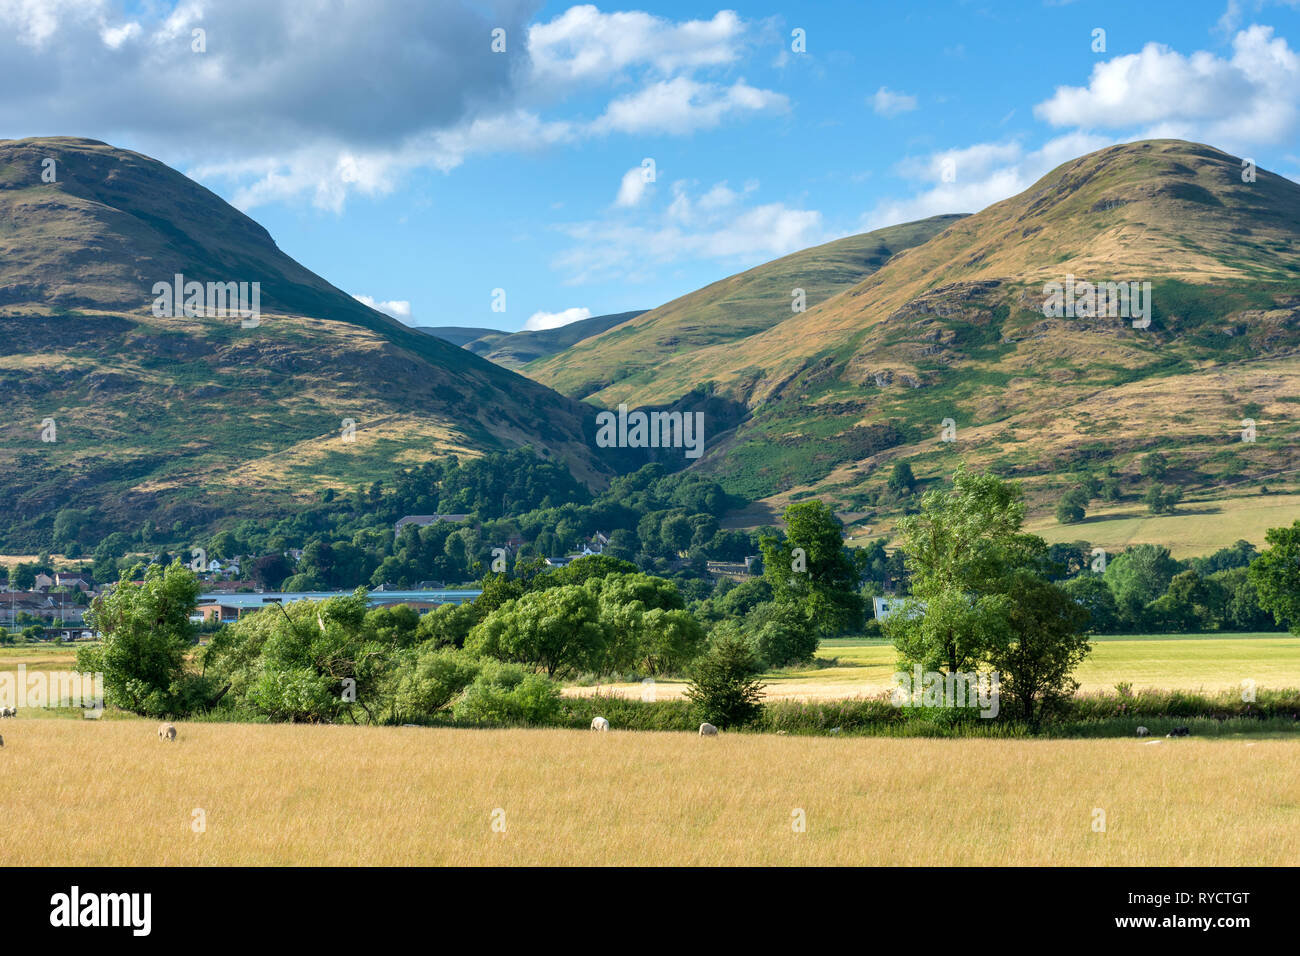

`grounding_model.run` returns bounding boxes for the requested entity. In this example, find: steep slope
[464,310,648,369]
[0,137,615,548]
[527,215,964,400]
[534,140,1300,528]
